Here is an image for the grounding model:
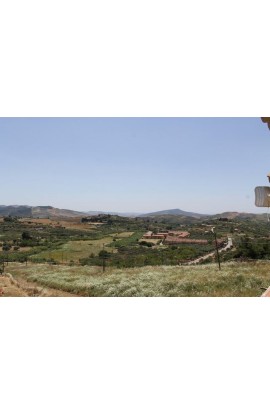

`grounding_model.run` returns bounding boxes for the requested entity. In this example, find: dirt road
[0,274,28,297]
[186,237,233,265]
[0,272,78,297]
